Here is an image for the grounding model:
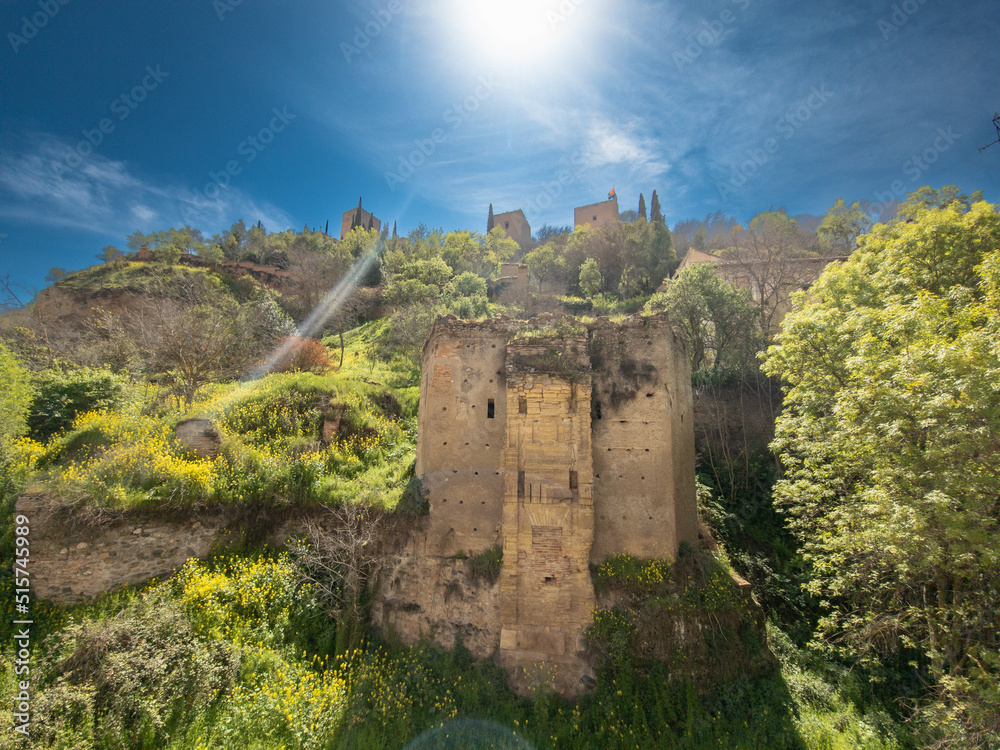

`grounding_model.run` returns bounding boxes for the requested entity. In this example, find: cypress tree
[487,203,495,232]
[392,221,398,239]
[650,191,664,225]
[638,193,647,222]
